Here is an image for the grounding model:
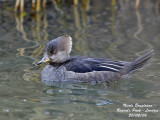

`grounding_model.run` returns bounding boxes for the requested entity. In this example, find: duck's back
[63,56,126,73]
